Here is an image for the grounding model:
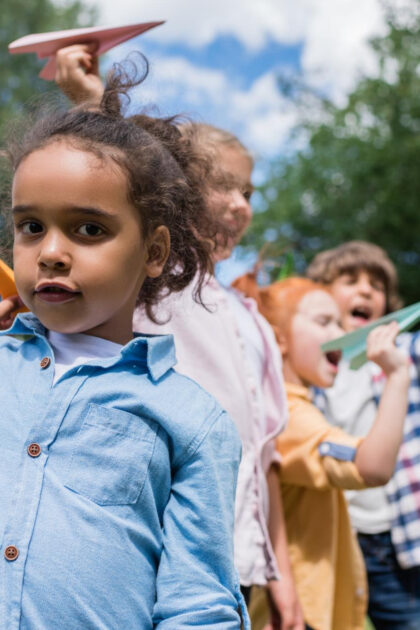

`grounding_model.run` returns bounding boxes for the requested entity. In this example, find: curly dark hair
[4,58,217,322]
